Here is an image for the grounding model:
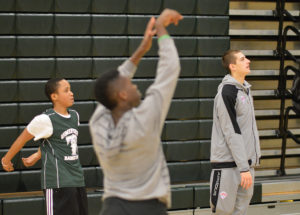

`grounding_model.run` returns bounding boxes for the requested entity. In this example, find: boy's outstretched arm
[1,128,34,172]
[22,147,41,168]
